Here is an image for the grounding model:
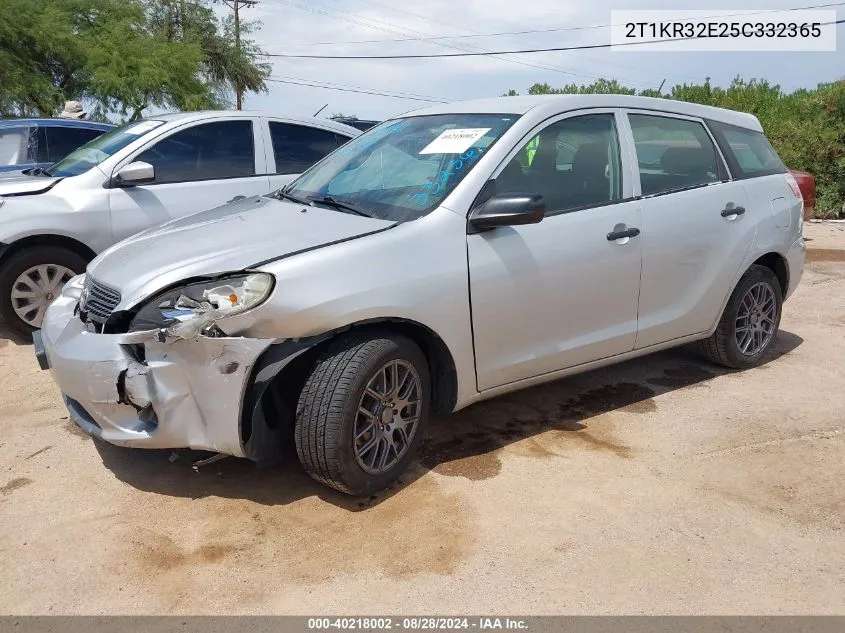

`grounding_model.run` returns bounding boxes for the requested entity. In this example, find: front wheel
[295,332,430,496]
[0,246,88,340]
[698,264,783,369]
